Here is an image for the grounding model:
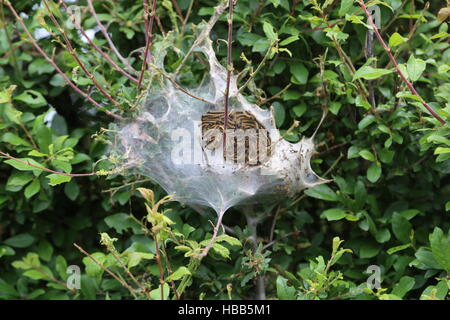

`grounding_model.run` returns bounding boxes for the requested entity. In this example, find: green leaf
[46,174,71,186]
[14,90,47,108]
[4,233,35,248]
[358,115,376,130]
[387,243,411,255]
[1,132,31,147]
[392,276,415,299]
[82,253,106,276]
[280,35,299,46]
[4,158,42,174]
[0,245,15,258]
[367,163,382,183]
[276,276,296,300]
[37,240,53,262]
[429,227,450,272]
[414,248,442,270]
[406,55,426,82]
[211,242,230,259]
[290,62,309,84]
[391,213,412,243]
[339,0,354,16]
[272,102,286,127]
[321,208,347,221]
[262,21,278,42]
[216,234,242,247]
[64,180,80,201]
[126,252,154,269]
[24,179,40,199]
[7,172,34,187]
[28,58,54,75]
[359,149,376,161]
[150,283,170,300]
[166,266,191,282]
[389,32,407,47]
[104,213,141,234]
[304,184,339,201]
[80,275,98,300]
[353,66,393,81]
